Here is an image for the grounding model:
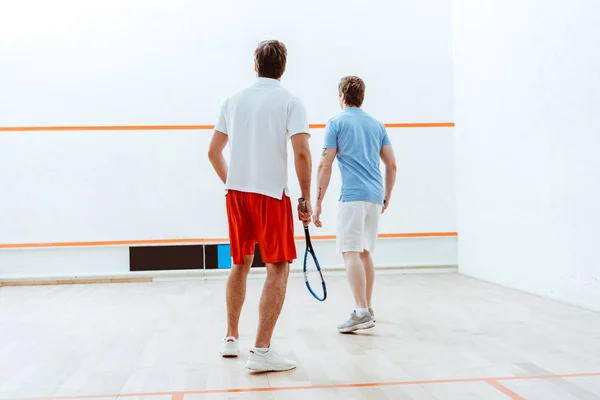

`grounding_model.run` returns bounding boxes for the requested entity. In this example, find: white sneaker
[337,311,375,333]
[369,307,376,322]
[245,348,296,372]
[220,337,239,357]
